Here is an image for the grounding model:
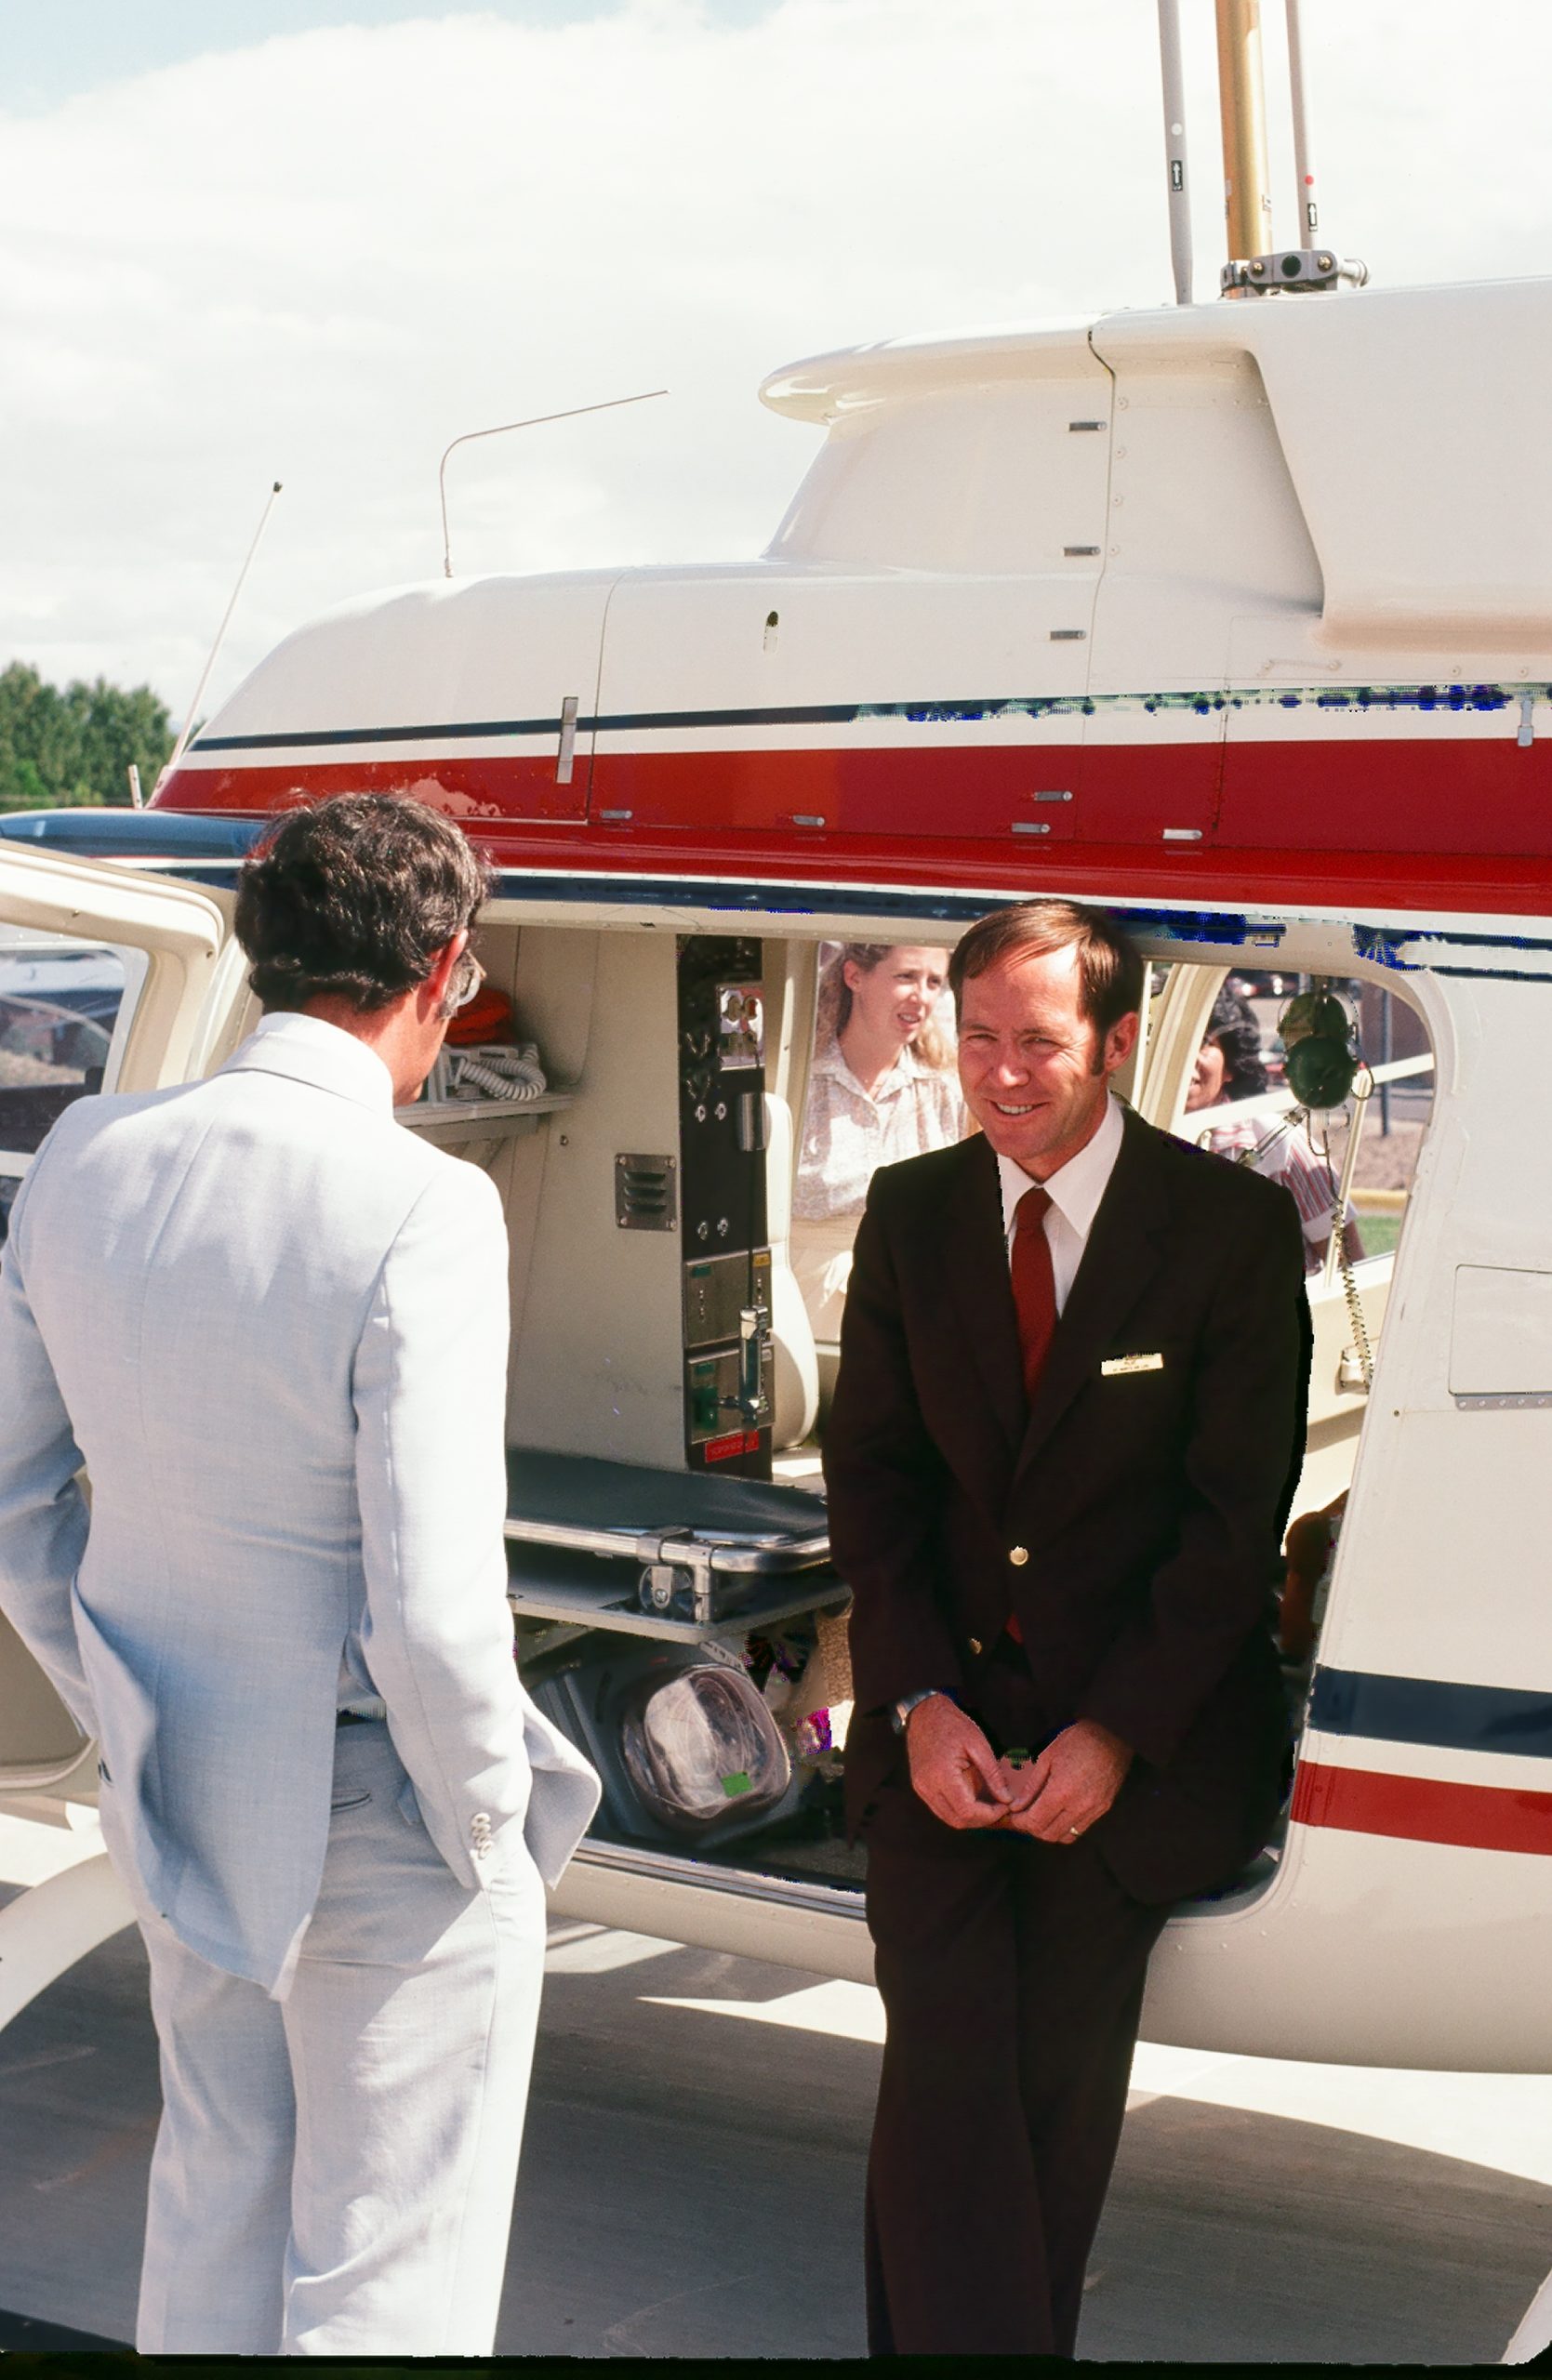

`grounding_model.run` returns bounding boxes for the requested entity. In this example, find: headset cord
[1234,1107,1375,1393]
[1306,1106,1375,1392]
